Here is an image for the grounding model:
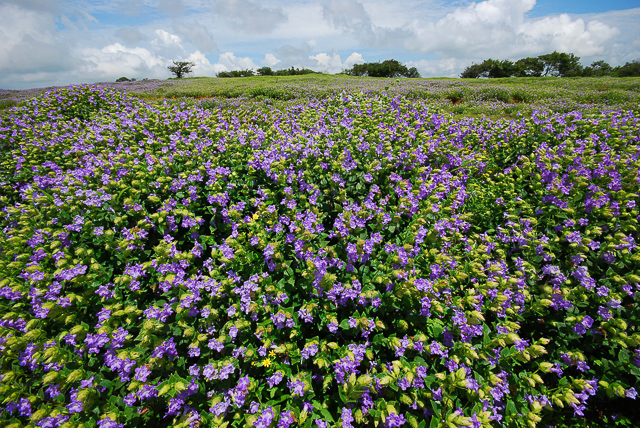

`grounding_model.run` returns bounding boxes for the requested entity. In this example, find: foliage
[217,67,318,78]
[217,69,256,78]
[615,60,640,77]
[538,52,582,77]
[344,60,420,78]
[0,81,639,428]
[116,77,137,83]
[257,67,274,76]
[168,61,195,79]
[461,52,589,79]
